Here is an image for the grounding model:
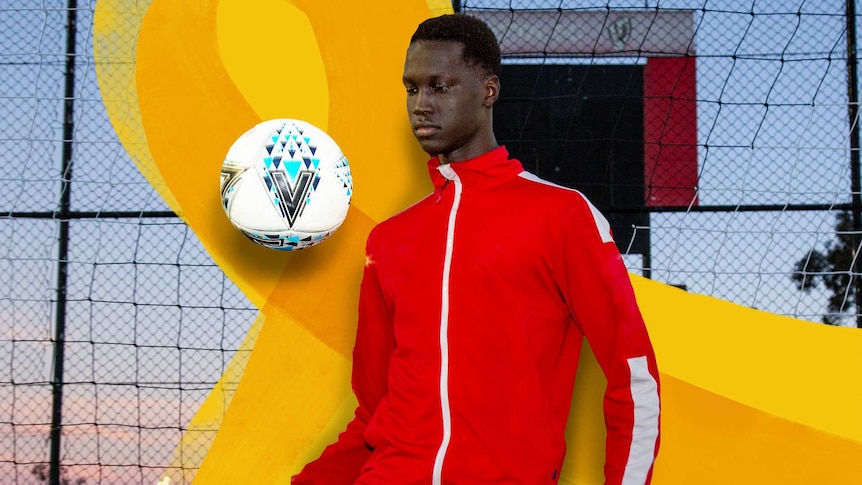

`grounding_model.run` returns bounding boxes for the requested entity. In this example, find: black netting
[2,1,861,483]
